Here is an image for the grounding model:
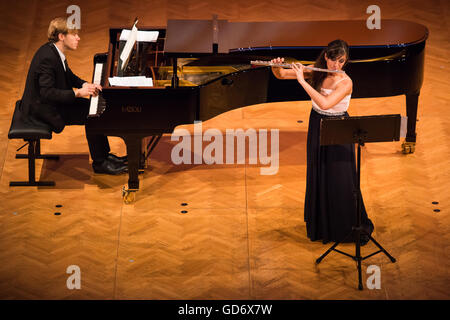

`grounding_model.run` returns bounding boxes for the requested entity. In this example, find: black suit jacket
[19,42,86,133]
